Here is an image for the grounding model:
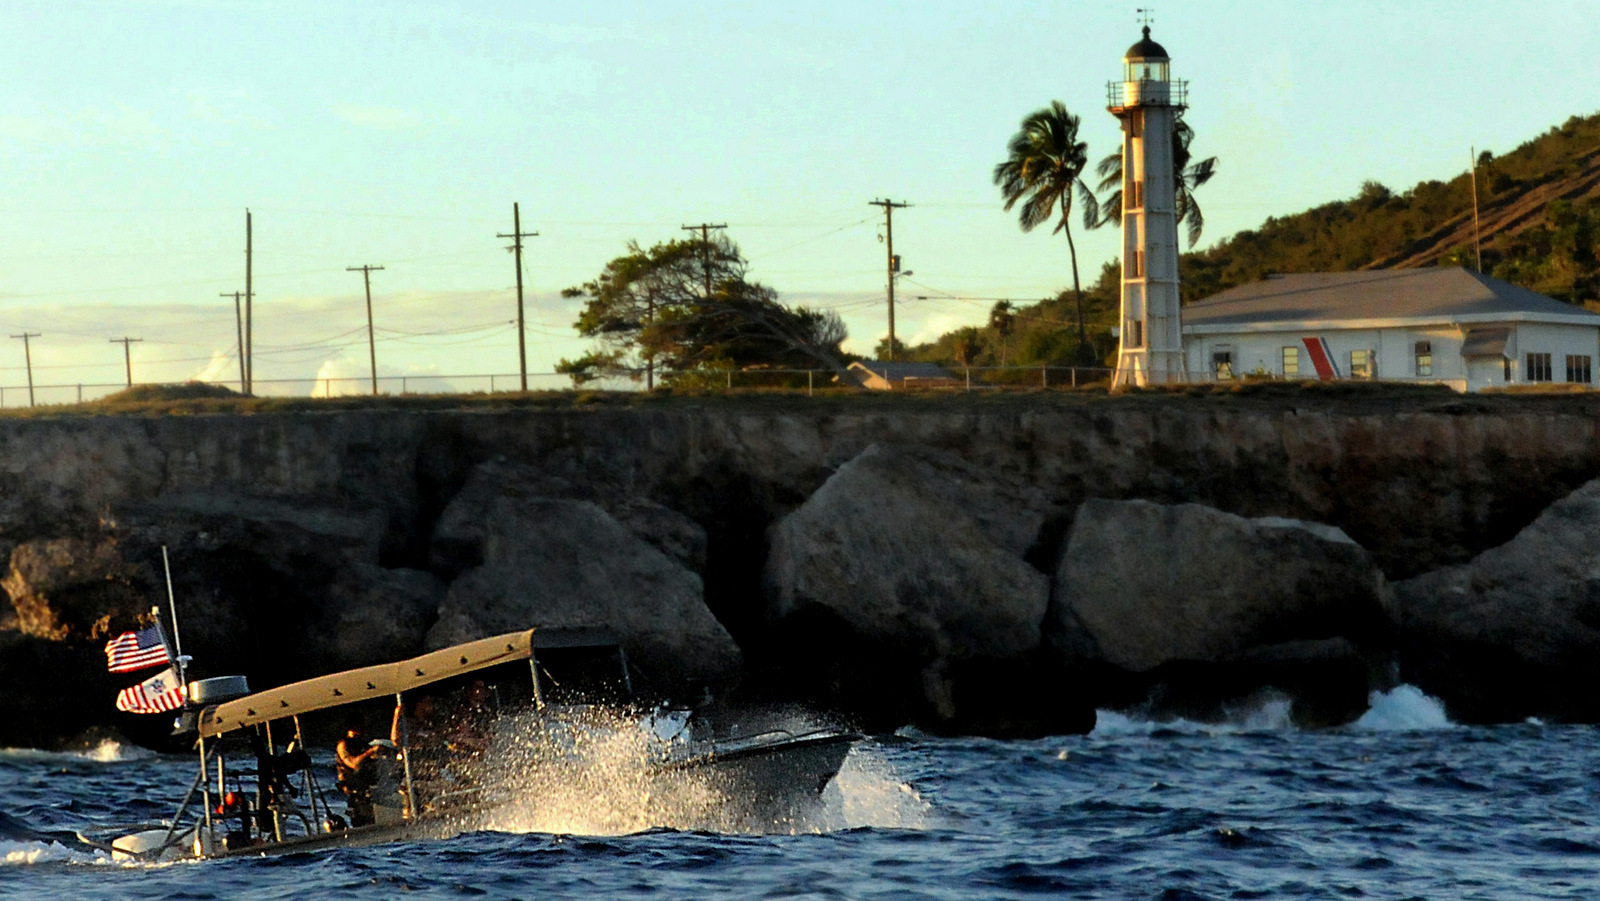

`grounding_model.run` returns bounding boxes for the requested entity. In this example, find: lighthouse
[1109,26,1188,386]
